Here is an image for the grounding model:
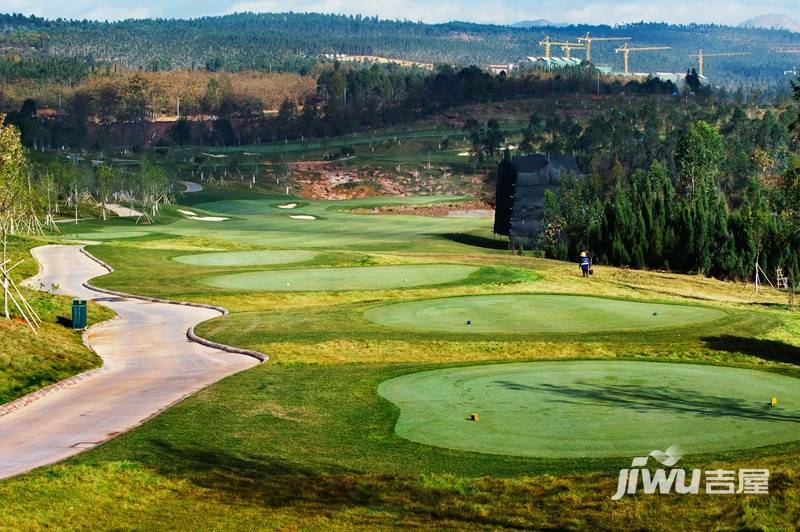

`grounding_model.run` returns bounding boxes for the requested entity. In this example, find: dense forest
[0,10,798,285]
[6,63,684,150]
[1,13,800,89]
[534,88,800,283]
